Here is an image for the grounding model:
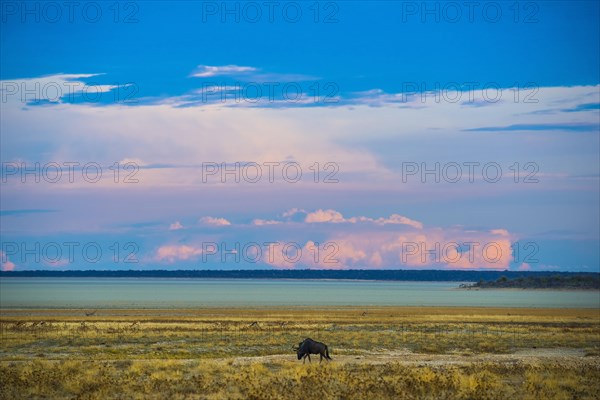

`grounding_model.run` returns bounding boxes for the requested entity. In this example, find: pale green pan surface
[1,277,598,308]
